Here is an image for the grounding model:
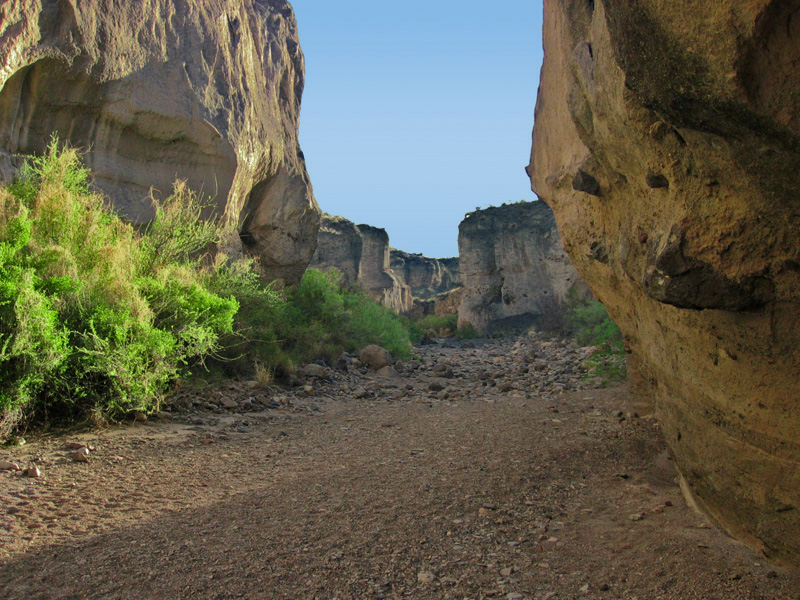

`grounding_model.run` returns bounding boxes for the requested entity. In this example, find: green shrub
[0,140,236,434]
[206,267,414,377]
[456,322,479,340]
[566,298,626,383]
[414,313,458,338]
[0,139,420,438]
